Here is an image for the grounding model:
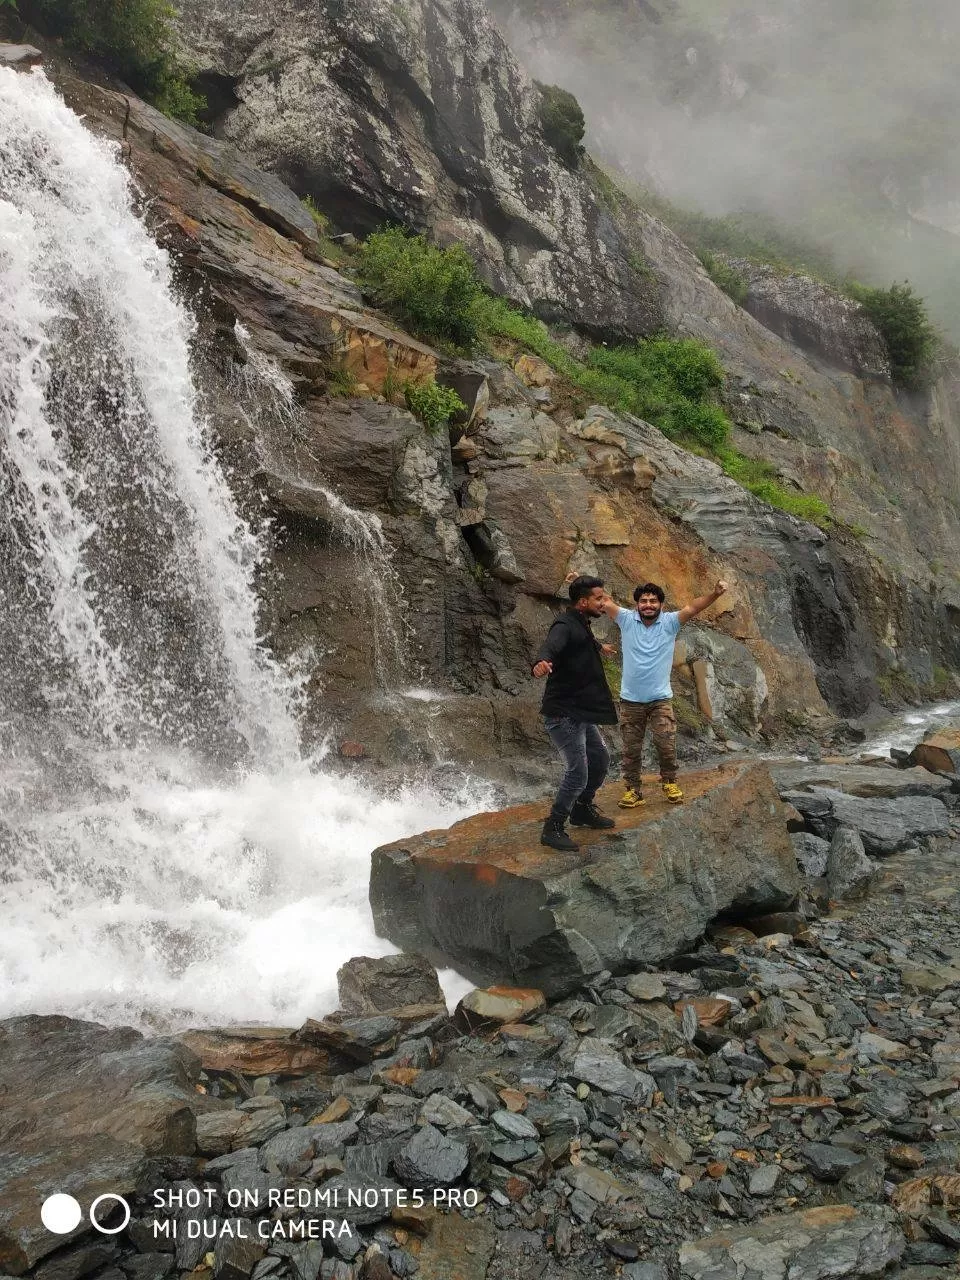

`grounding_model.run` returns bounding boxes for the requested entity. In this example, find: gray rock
[257,1125,316,1175]
[120,1255,174,1280]
[801,1142,865,1181]
[570,1039,653,1100]
[827,828,876,900]
[393,1123,468,1187]
[624,973,668,1001]
[419,1093,474,1130]
[679,1204,904,1278]
[749,1163,782,1197]
[791,831,831,878]
[826,792,950,854]
[212,1225,265,1280]
[491,1110,539,1140]
[336,954,444,1016]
